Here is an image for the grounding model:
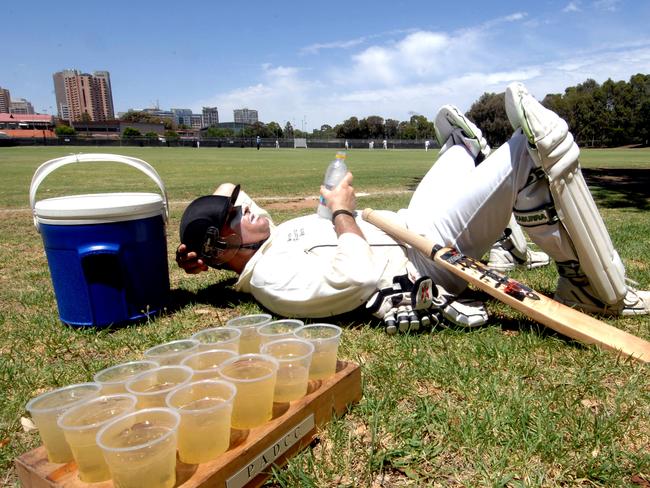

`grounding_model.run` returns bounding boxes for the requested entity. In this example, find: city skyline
[3,0,650,131]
